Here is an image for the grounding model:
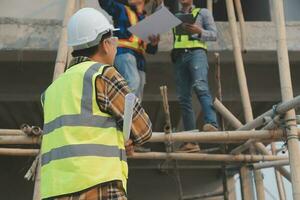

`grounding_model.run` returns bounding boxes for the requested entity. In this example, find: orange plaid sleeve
[95,66,152,145]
